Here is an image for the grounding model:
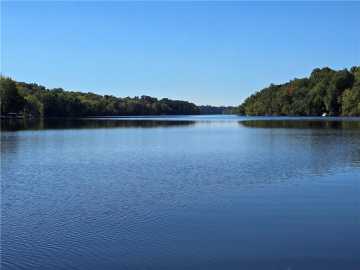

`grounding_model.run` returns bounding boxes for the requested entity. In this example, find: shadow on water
[1,118,196,131]
[237,118,360,174]
[238,119,360,129]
